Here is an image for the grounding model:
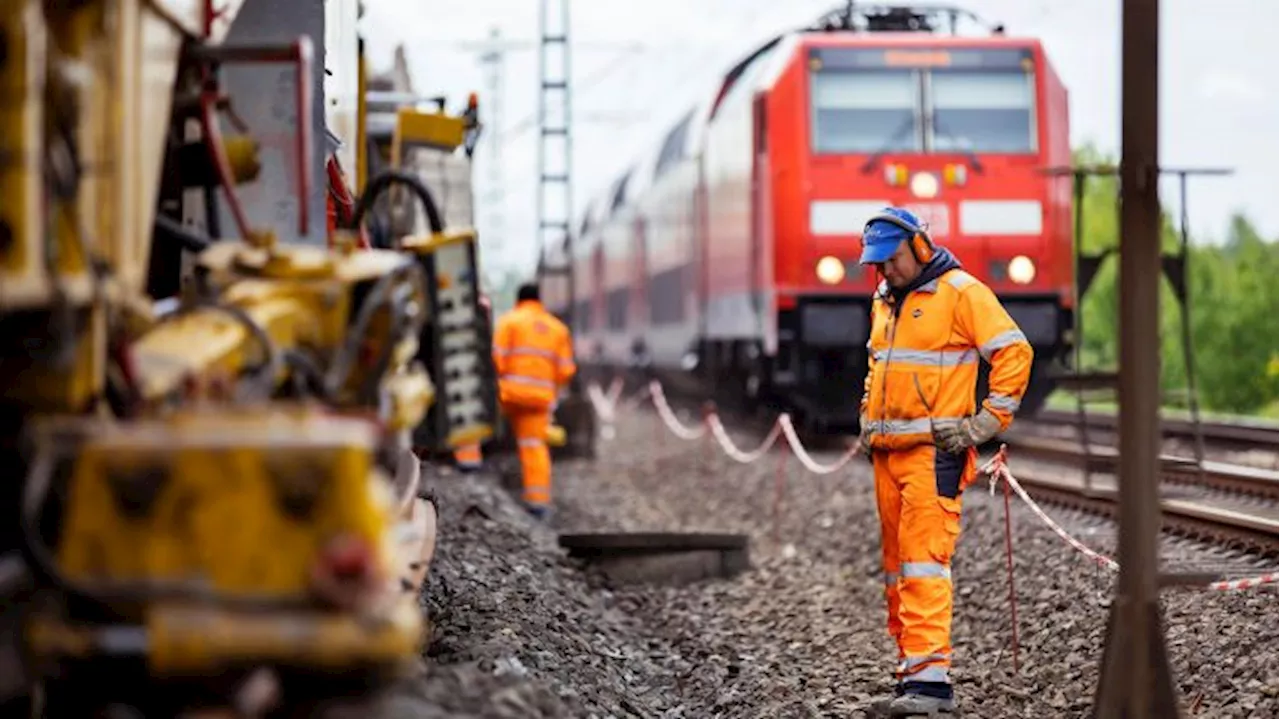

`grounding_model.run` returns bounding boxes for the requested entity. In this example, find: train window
[928,70,1037,153]
[810,70,921,154]
[606,288,628,331]
[654,111,694,179]
[610,172,632,214]
[573,300,592,333]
